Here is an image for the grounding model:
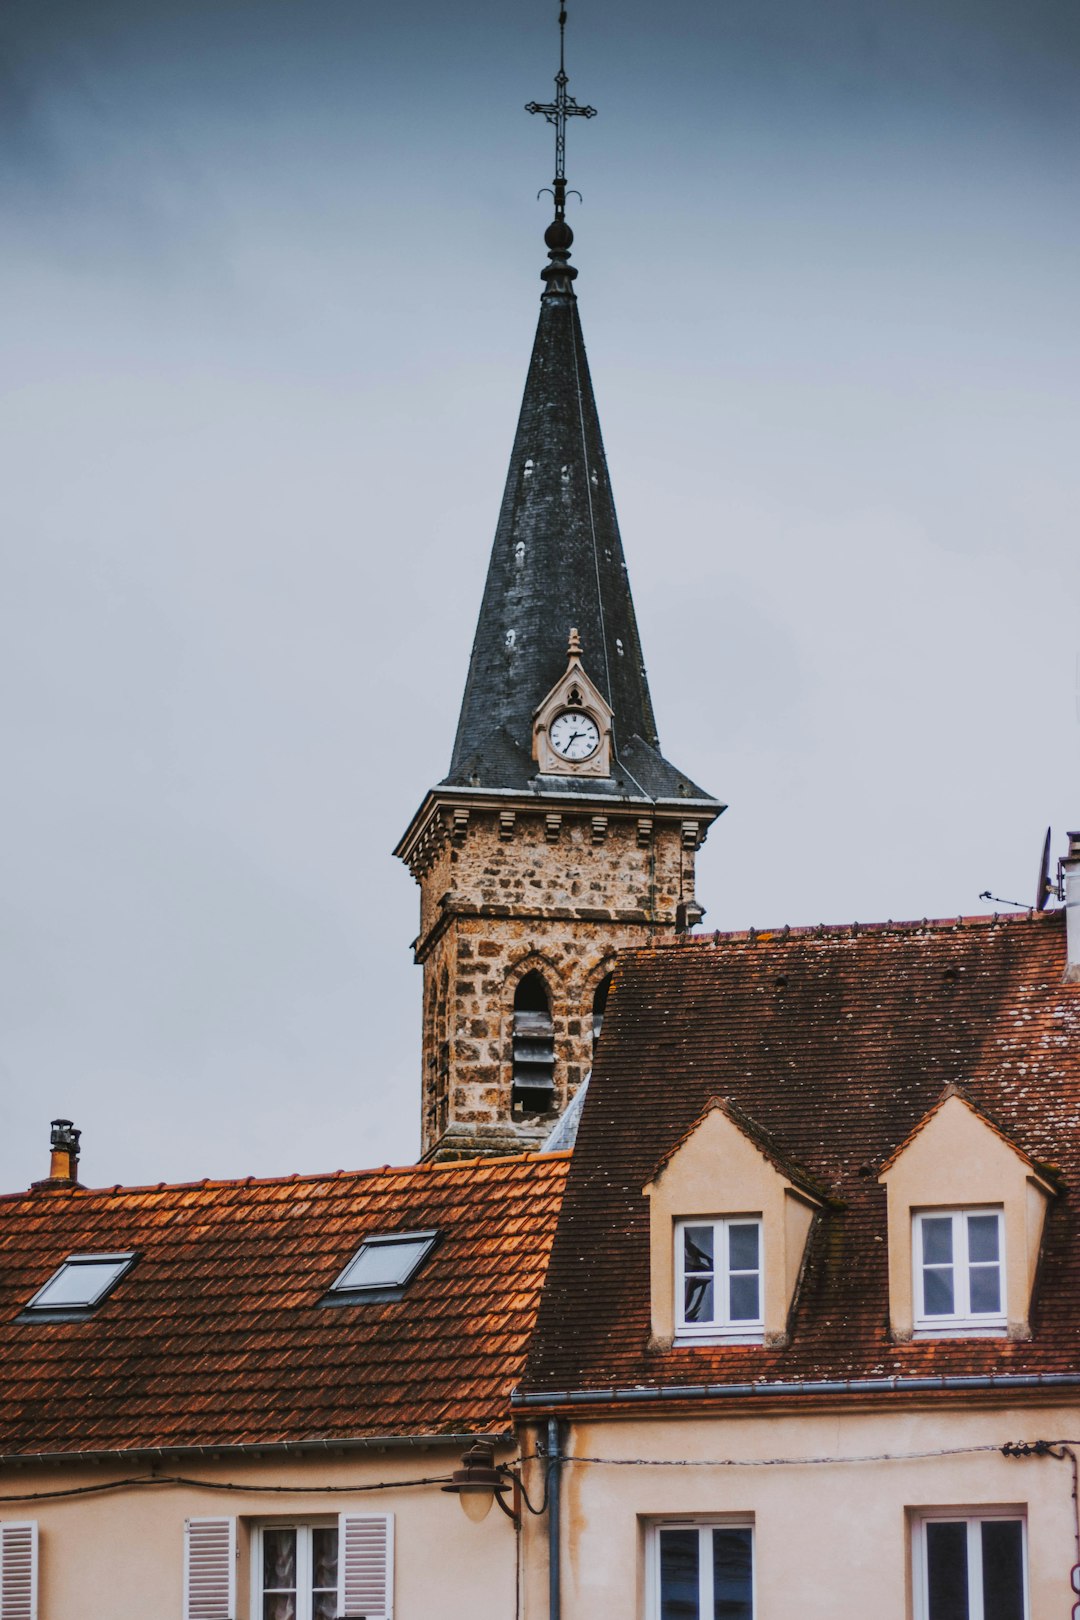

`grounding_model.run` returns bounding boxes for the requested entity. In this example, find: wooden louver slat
[0,1523,38,1620]
[338,1512,394,1620]
[183,1517,235,1620]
